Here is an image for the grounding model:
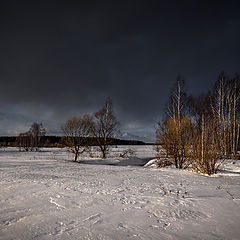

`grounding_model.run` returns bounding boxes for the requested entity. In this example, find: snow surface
[0,146,240,240]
